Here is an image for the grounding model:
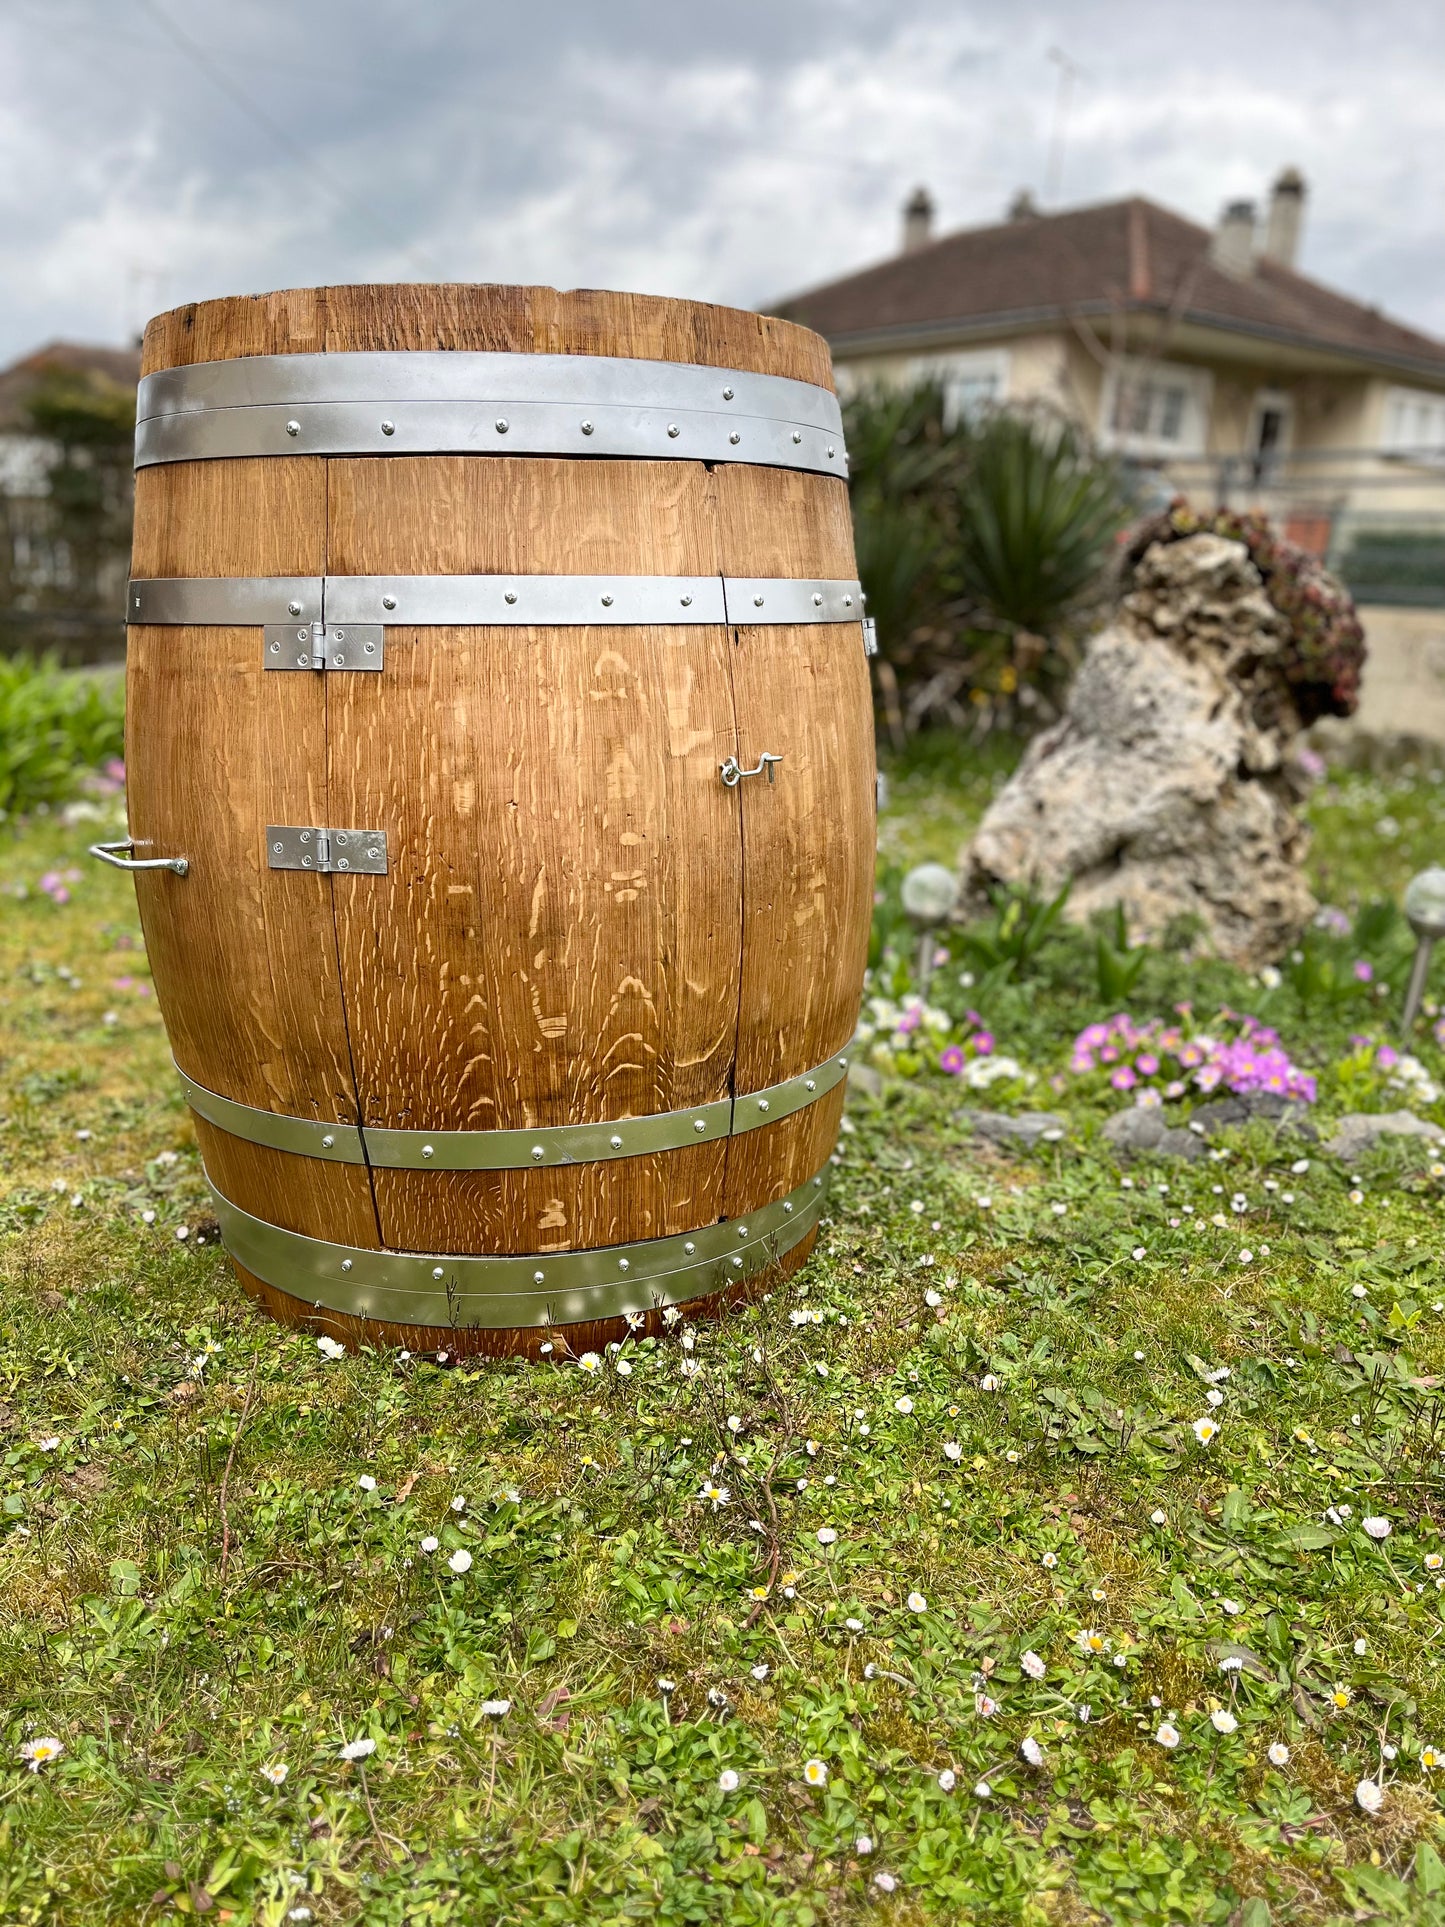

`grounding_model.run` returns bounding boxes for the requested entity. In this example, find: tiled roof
[0,340,141,432]
[772,198,1445,381]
